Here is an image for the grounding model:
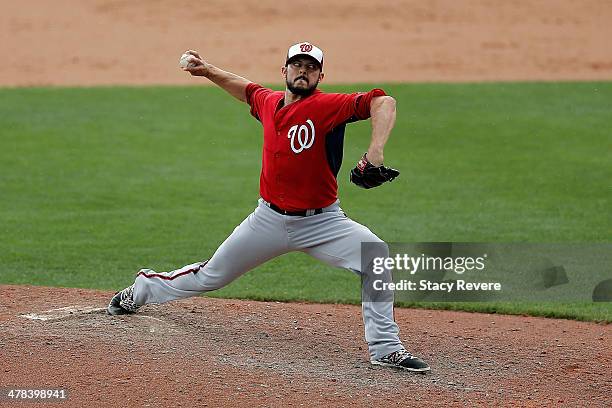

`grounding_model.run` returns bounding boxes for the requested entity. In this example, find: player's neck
[283,90,304,107]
